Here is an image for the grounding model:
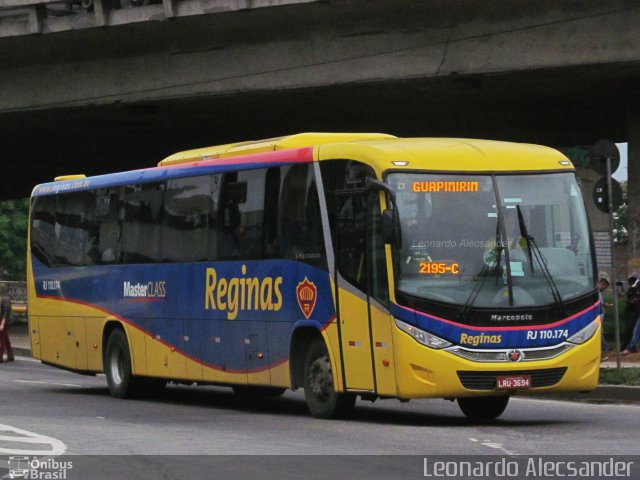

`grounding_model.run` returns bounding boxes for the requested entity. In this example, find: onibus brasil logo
[8,456,73,479]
